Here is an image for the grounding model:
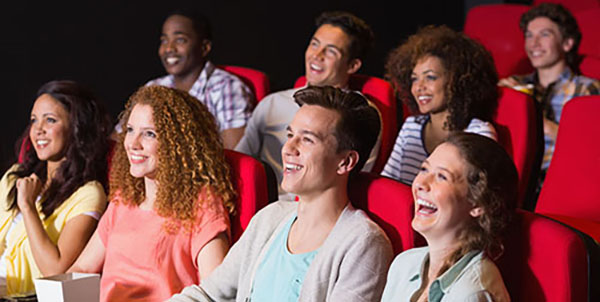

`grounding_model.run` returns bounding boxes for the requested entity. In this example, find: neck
[173,61,206,91]
[426,239,459,280]
[295,183,349,232]
[140,177,158,210]
[46,159,64,183]
[537,61,567,88]
[429,110,449,129]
